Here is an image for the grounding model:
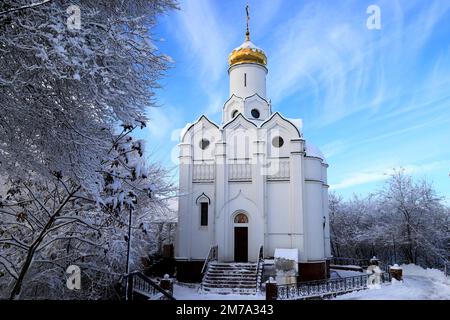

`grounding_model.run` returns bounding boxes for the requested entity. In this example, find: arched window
[200,202,208,226]
[196,193,210,227]
[234,213,248,224]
